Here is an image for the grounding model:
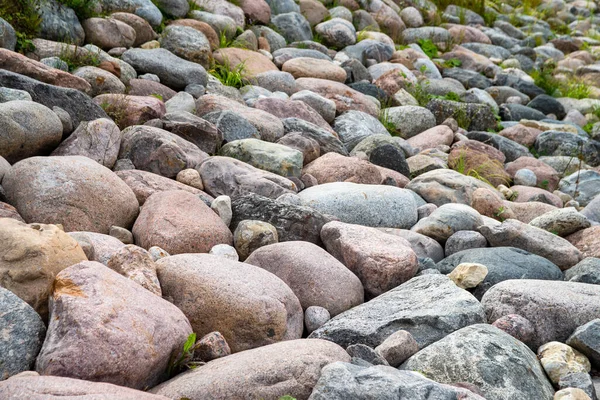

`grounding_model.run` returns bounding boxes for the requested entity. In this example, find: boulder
[220,139,304,177]
[68,231,126,265]
[566,226,600,259]
[411,203,484,242]
[302,153,382,184]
